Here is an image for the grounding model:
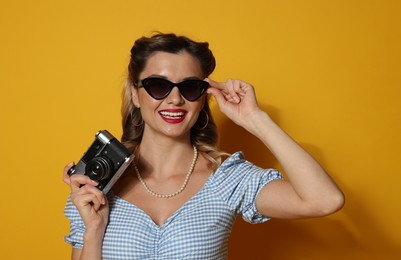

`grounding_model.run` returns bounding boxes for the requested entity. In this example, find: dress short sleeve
[211,152,284,224]
[64,197,85,248]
